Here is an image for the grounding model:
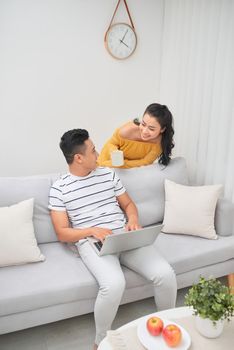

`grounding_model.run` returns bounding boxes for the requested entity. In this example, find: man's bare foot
[93,344,98,350]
